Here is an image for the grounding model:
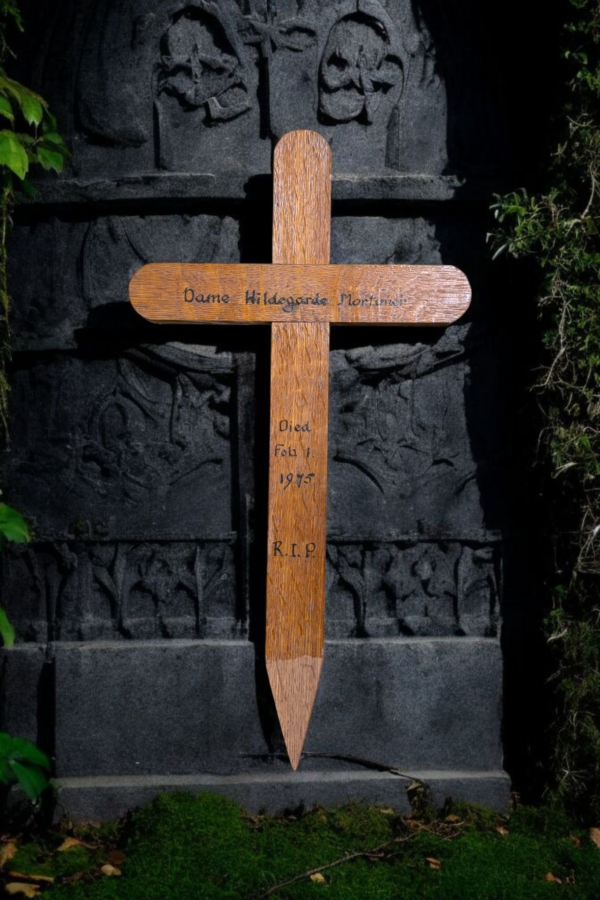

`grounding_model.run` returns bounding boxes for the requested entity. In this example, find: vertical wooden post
[266,130,332,769]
